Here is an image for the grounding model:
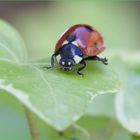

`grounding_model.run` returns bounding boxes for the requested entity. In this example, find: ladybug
[47,24,108,76]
